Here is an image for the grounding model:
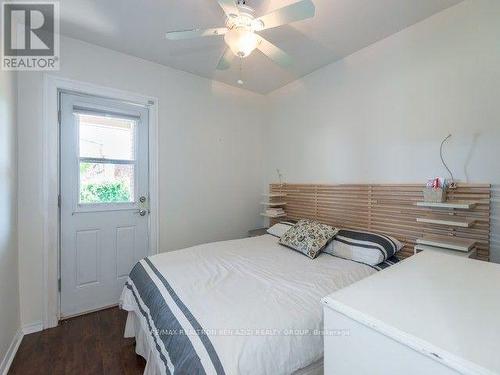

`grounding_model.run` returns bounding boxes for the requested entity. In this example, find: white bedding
[121,234,377,375]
